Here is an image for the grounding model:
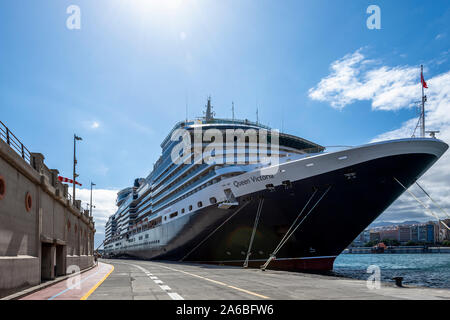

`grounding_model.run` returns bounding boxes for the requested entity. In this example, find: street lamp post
[90,182,96,217]
[73,134,82,206]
